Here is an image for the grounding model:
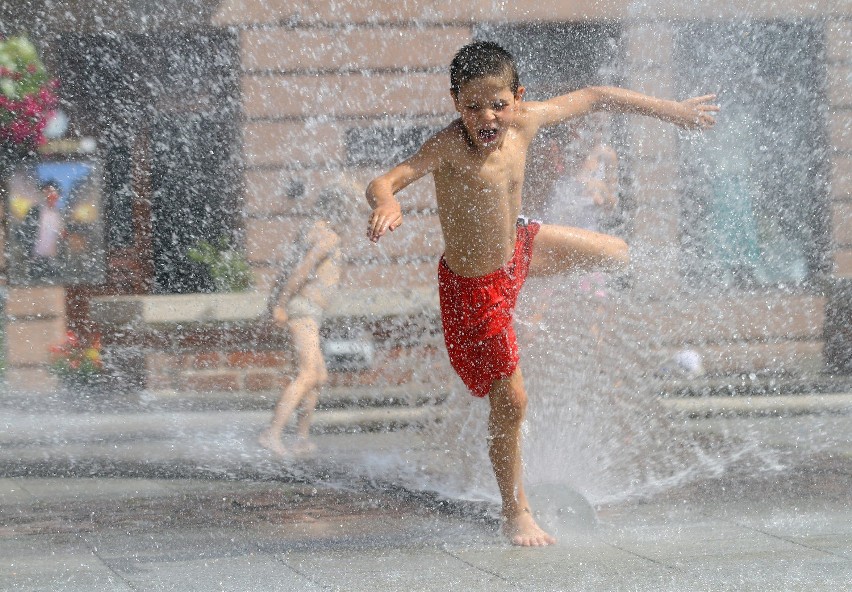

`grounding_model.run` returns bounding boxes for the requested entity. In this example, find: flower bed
[0,35,58,160]
[49,330,105,390]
